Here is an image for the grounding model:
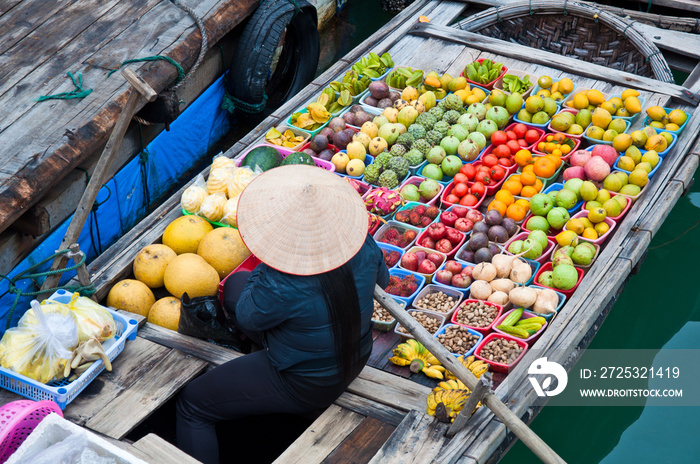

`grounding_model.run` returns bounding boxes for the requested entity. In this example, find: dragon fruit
[364,187,403,216]
[345,178,367,196]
